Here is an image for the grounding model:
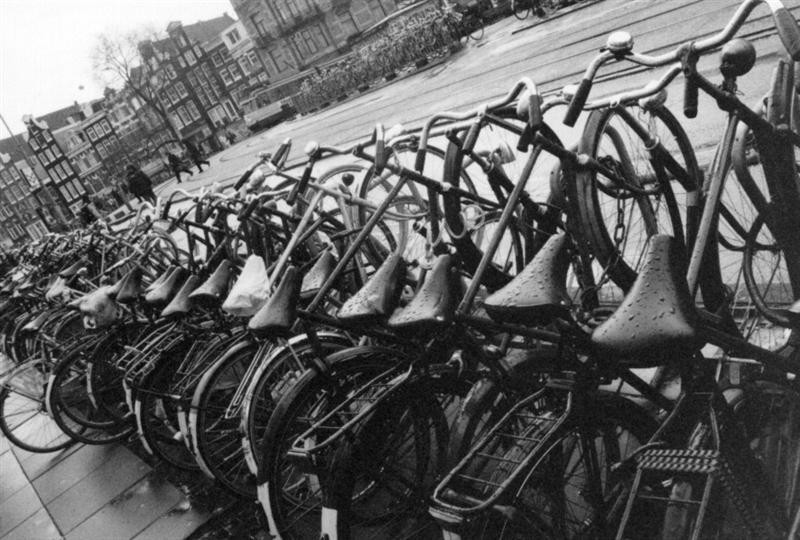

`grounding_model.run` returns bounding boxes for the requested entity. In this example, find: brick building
[139,15,241,152]
[231,0,398,100]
